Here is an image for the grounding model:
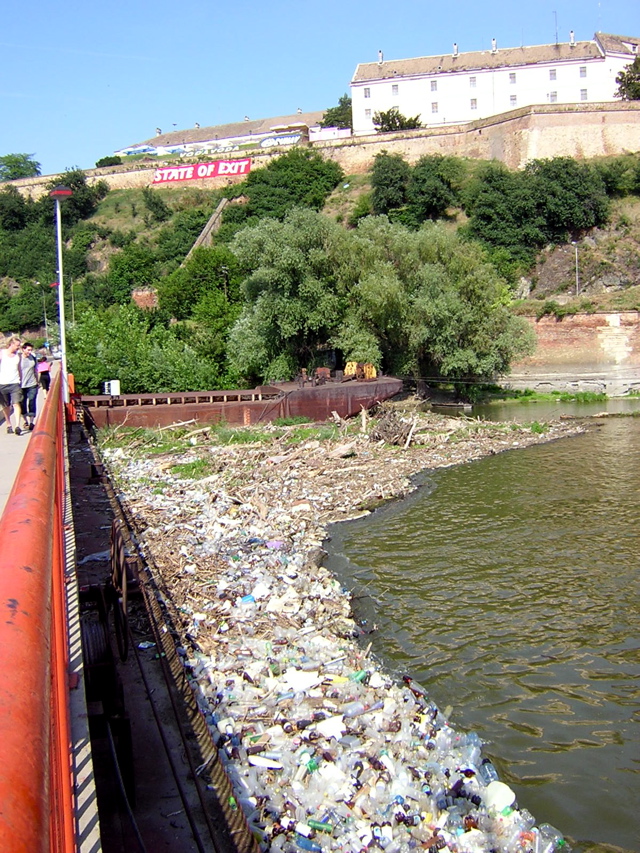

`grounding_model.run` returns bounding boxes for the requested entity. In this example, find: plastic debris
[103,415,580,853]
